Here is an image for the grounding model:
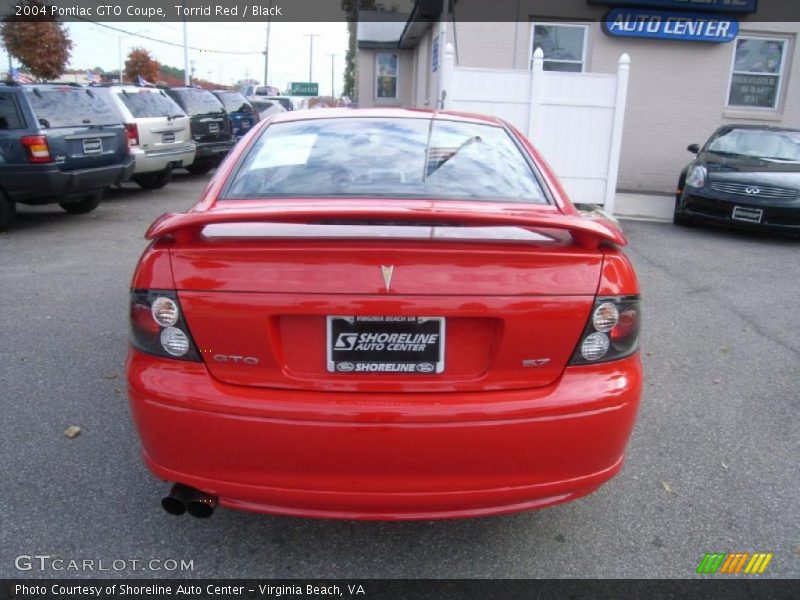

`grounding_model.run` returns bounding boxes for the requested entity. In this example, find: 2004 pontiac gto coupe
[126,108,642,520]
